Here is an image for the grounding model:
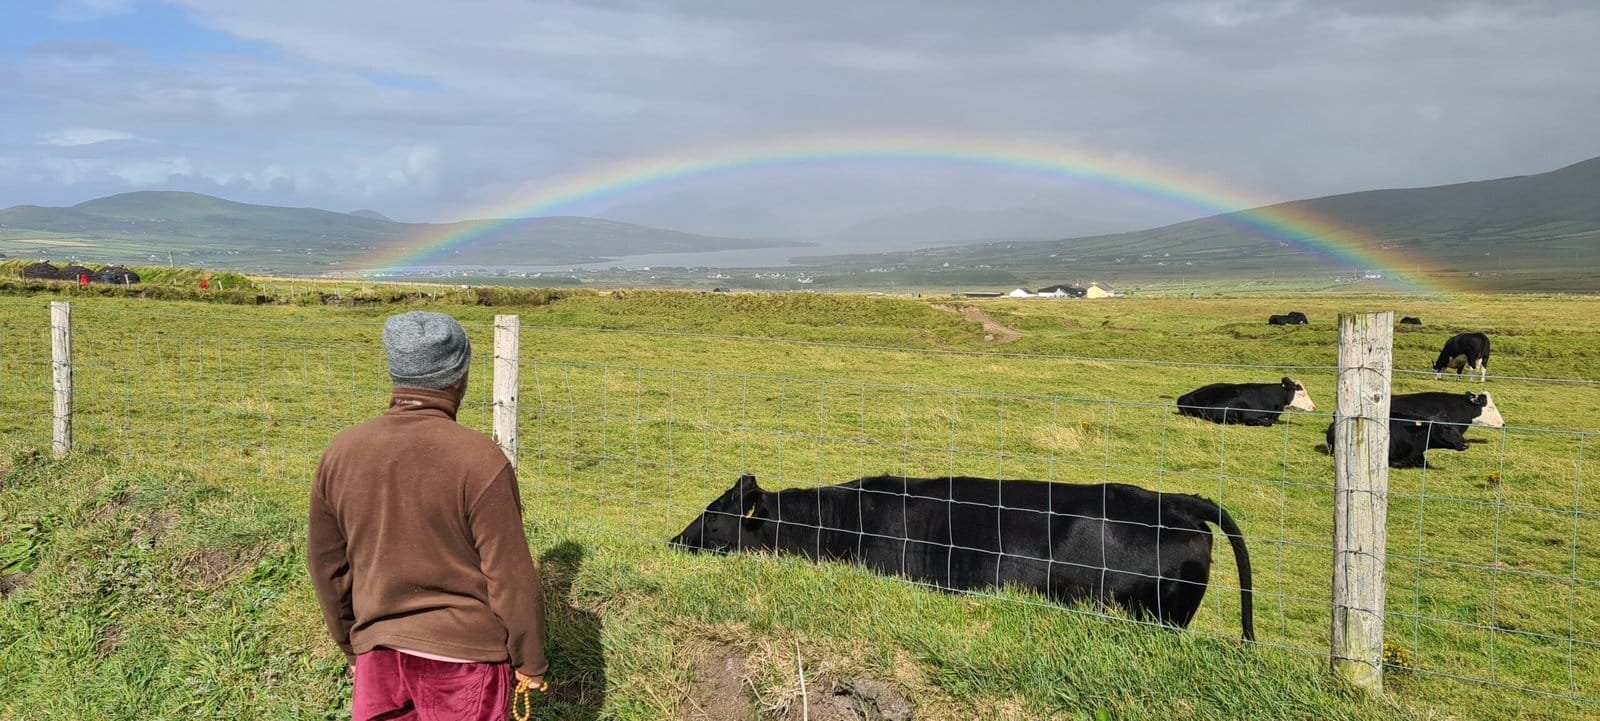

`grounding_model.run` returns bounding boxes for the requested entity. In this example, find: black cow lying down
[1267,311,1308,325]
[670,473,1255,641]
[1176,377,1315,426]
[1393,391,1504,428]
[1325,418,1468,468]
